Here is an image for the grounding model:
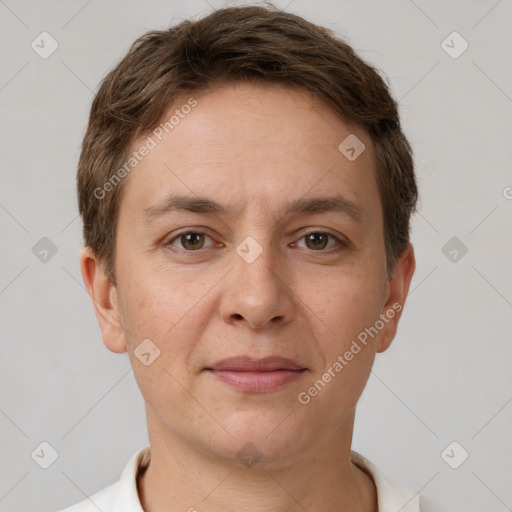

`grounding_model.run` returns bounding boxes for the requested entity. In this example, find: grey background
[1,0,511,511]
